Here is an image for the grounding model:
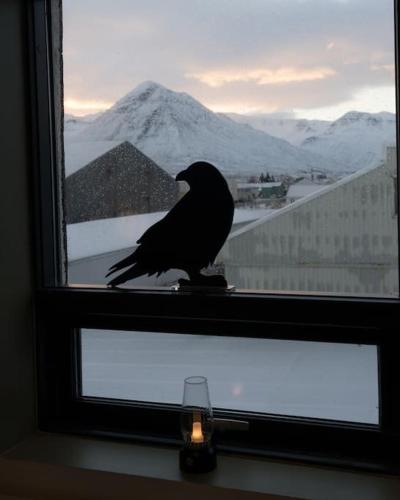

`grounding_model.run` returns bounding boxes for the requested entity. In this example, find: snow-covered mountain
[225,113,330,147]
[226,110,396,173]
[301,111,396,172]
[65,112,104,137]
[73,81,341,176]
